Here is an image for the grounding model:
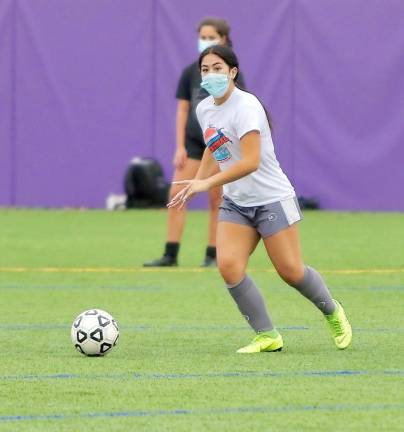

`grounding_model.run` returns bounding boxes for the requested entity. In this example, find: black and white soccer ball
[71,309,119,356]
